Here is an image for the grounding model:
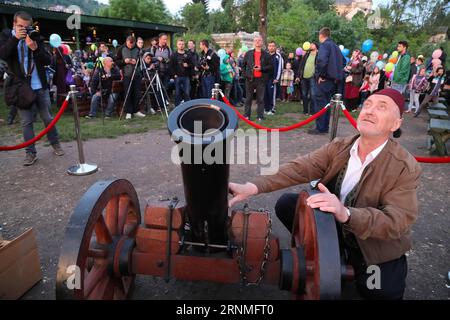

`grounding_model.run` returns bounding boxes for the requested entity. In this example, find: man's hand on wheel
[228,182,259,207]
[306,183,349,223]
